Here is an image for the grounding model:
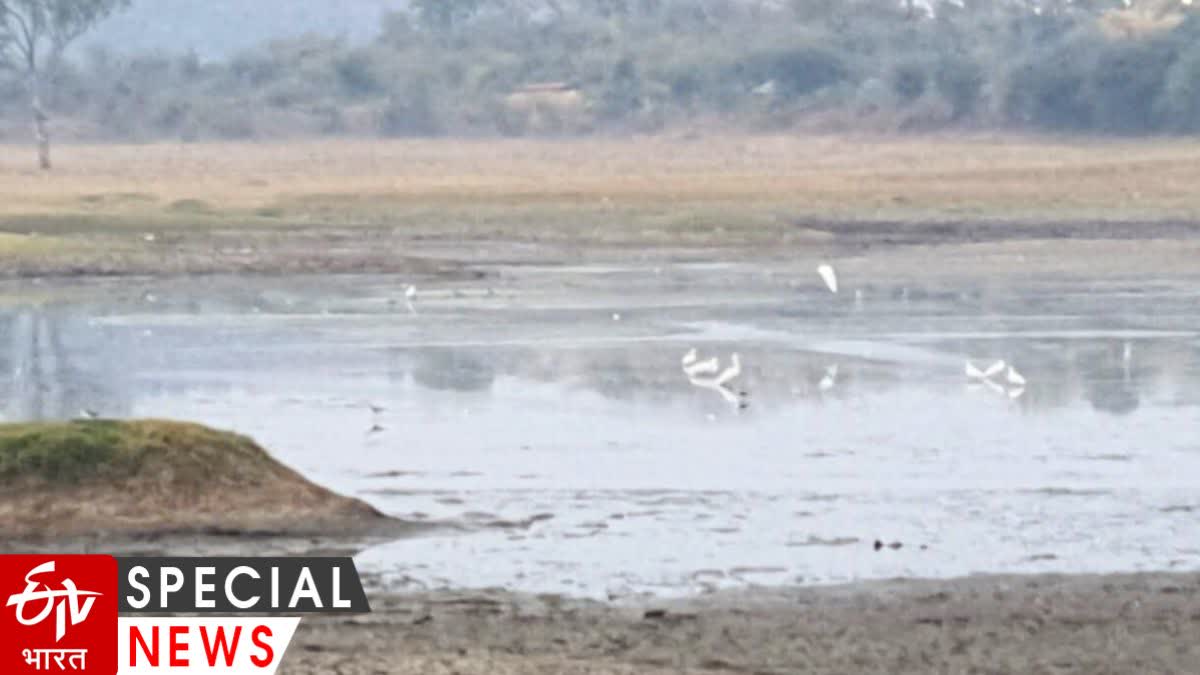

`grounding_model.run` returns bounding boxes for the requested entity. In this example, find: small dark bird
[874,540,883,551]
[367,424,384,434]
[367,404,385,415]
